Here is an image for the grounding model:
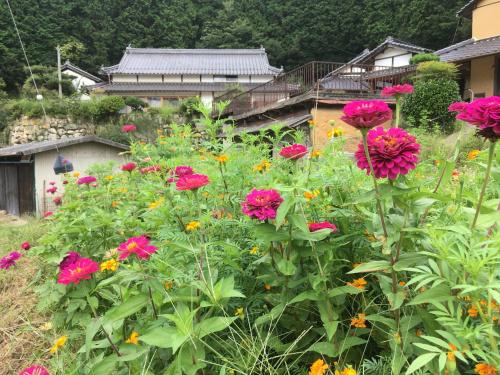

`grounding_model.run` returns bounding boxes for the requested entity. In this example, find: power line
[5,0,47,117]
